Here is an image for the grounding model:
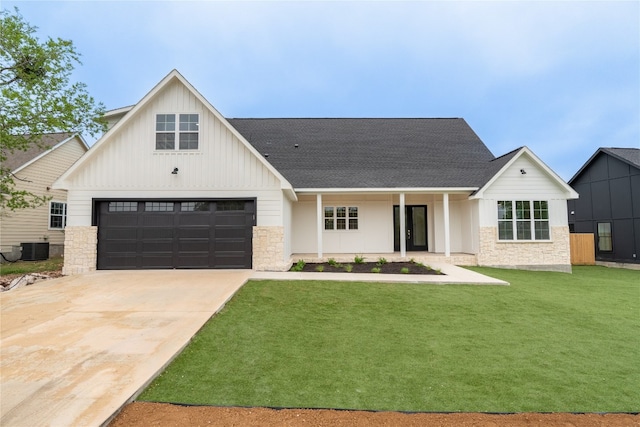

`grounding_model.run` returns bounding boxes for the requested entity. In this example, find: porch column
[316,193,323,258]
[399,192,406,258]
[443,192,450,257]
